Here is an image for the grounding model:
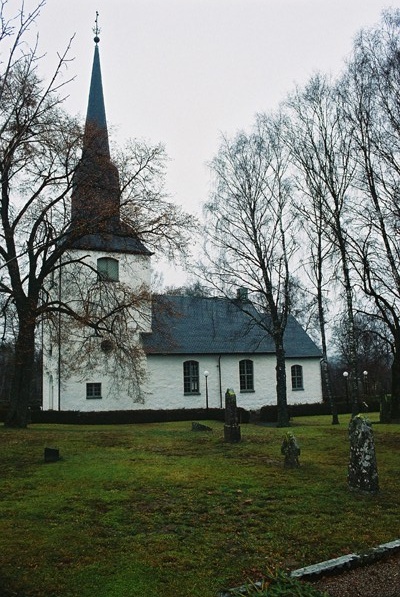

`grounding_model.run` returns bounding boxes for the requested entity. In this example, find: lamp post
[343,371,349,411]
[363,370,368,396]
[204,370,209,412]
